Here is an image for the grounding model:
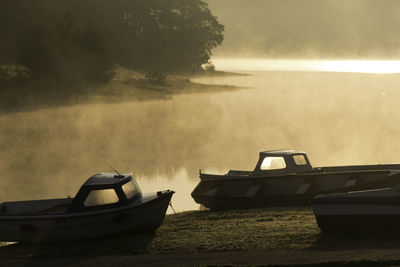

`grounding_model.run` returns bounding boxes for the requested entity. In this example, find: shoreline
[0,68,246,114]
